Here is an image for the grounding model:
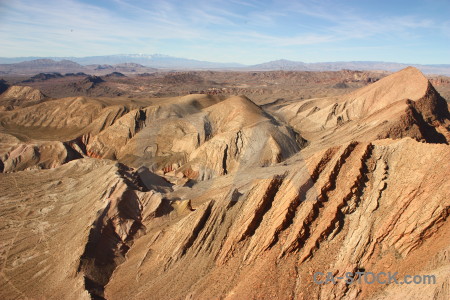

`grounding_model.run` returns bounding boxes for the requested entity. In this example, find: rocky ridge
[0,67,449,300]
